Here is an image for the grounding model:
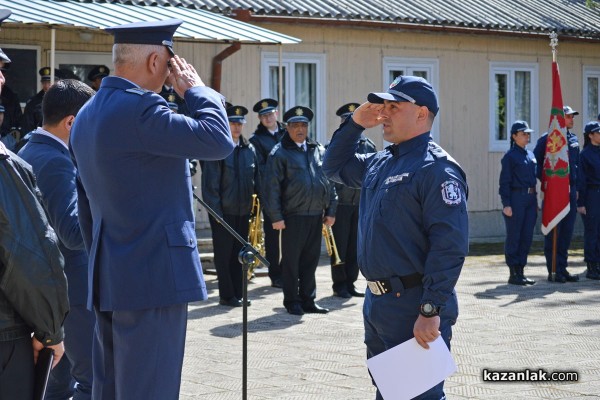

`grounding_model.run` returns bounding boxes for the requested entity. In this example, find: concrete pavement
[181,240,600,399]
